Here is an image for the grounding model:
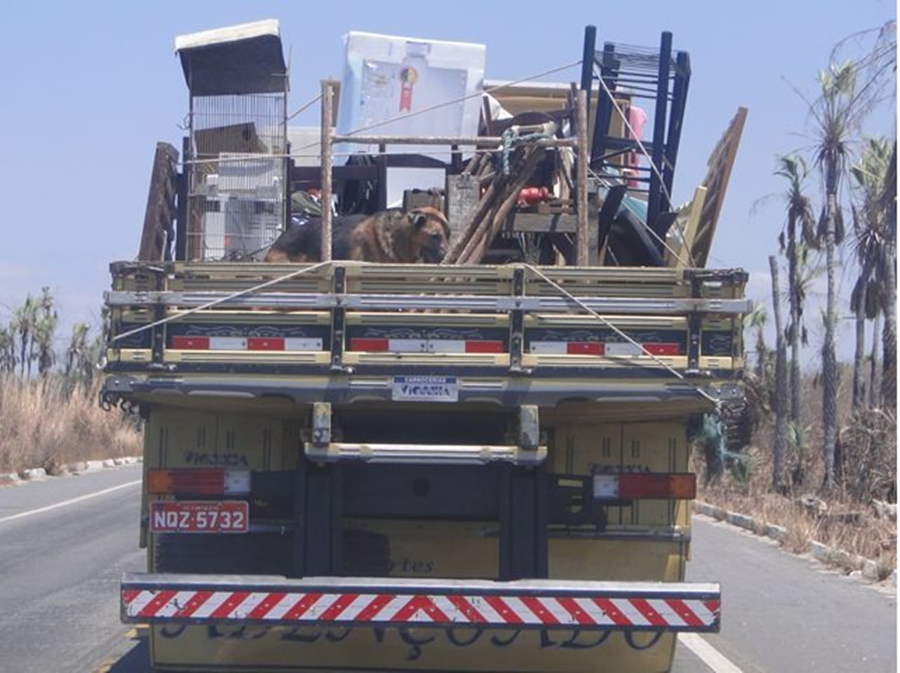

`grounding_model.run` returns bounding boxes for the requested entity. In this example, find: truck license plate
[150,501,248,534]
[392,376,458,402]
